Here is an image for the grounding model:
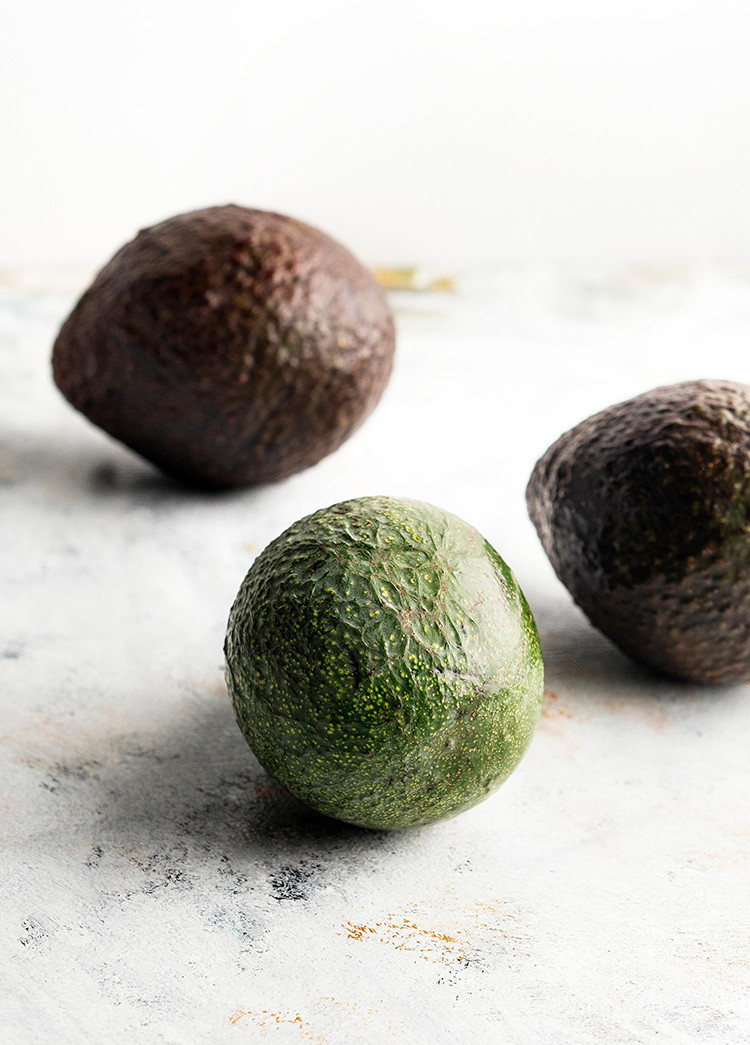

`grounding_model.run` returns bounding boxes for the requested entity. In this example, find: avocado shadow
[0,424,265,507]
[532,592,744,707]
[94,688,390,867]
